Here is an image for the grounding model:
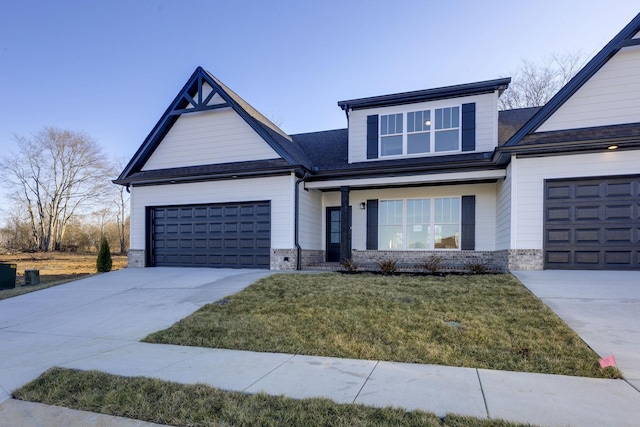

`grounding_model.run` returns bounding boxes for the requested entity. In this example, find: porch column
[340,186,352,261]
